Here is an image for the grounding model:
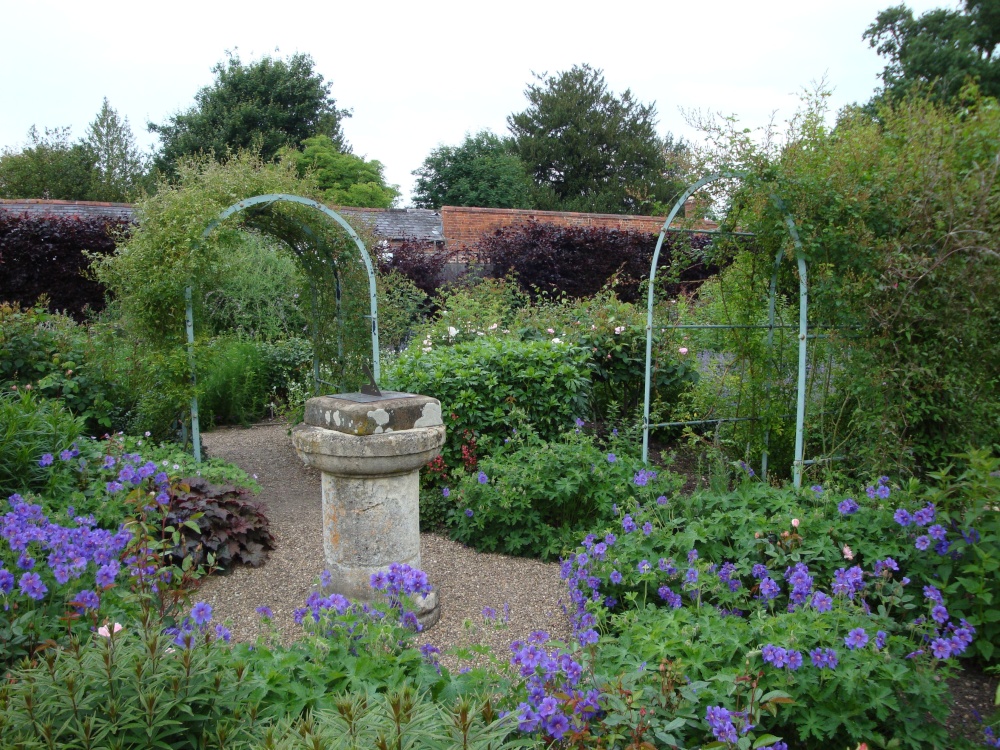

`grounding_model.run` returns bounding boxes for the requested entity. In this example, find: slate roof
[0,200,445,243]
[337,207,444,242]
[0,199,134,220]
